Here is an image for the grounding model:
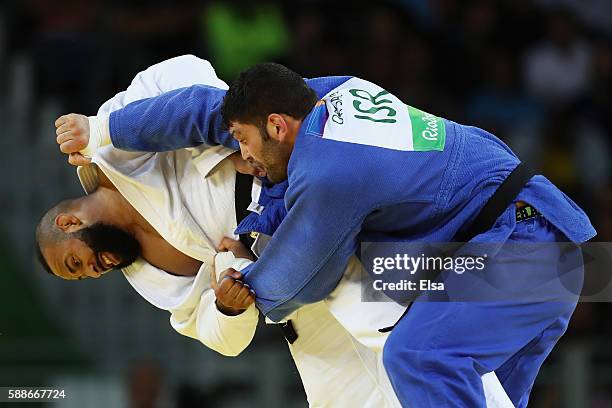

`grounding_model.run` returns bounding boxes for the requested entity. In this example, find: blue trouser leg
[494,310,573,408]
[382,216,583,407]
